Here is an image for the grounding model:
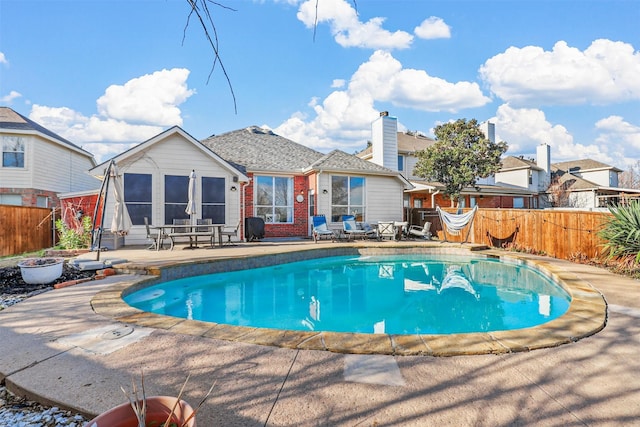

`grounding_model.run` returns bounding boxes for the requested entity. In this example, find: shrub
[55,216,92,249]
[598,201,640,263]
